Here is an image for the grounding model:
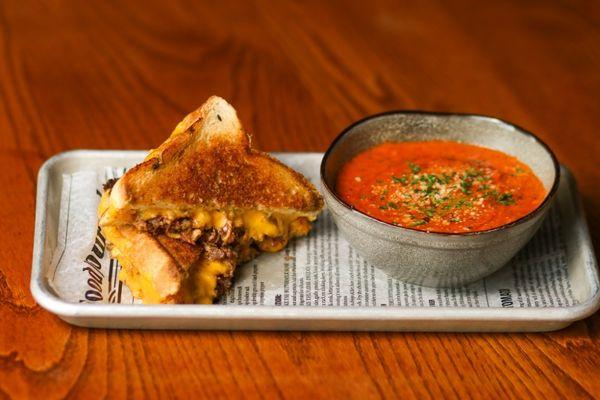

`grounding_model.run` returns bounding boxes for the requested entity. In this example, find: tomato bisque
[336,141,546,233]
